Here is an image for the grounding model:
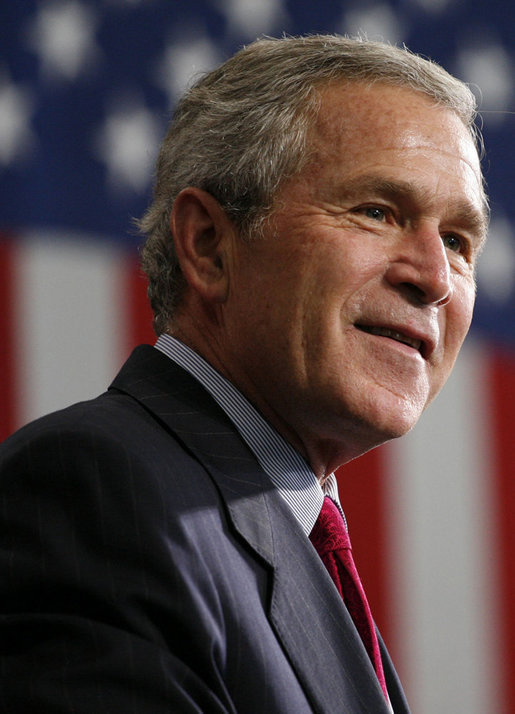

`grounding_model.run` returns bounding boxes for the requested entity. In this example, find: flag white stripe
[13,232,127,427]
[387,338,502,713]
